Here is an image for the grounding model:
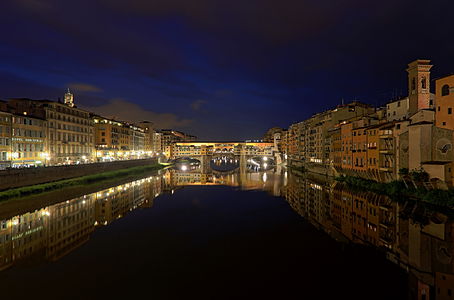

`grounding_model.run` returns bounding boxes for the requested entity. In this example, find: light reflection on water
[0,164,451,299]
